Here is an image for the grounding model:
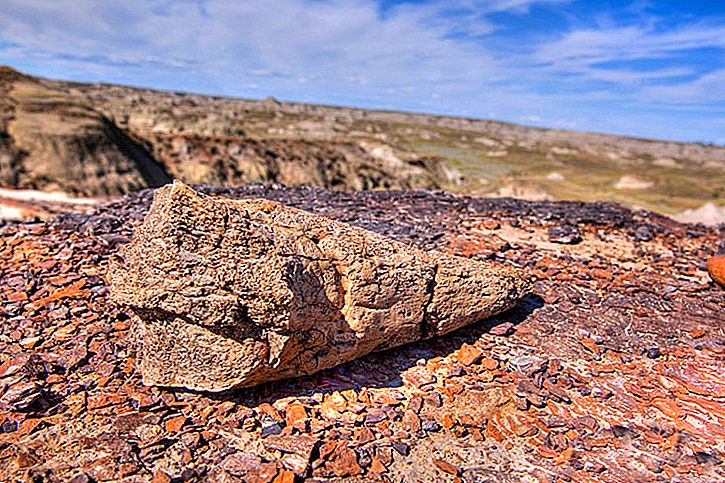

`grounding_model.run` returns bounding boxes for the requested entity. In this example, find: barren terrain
[1,66,724,222]
[1,185,723,482]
